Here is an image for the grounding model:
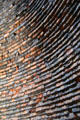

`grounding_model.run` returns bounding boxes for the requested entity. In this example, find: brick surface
[0,0,80,120]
